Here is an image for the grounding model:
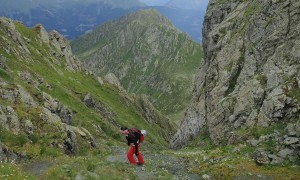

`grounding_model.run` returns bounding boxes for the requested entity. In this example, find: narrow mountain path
[22,160,54,179]
[106,146,201,179]
[19,146,199,179]
[19,146,285,179]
